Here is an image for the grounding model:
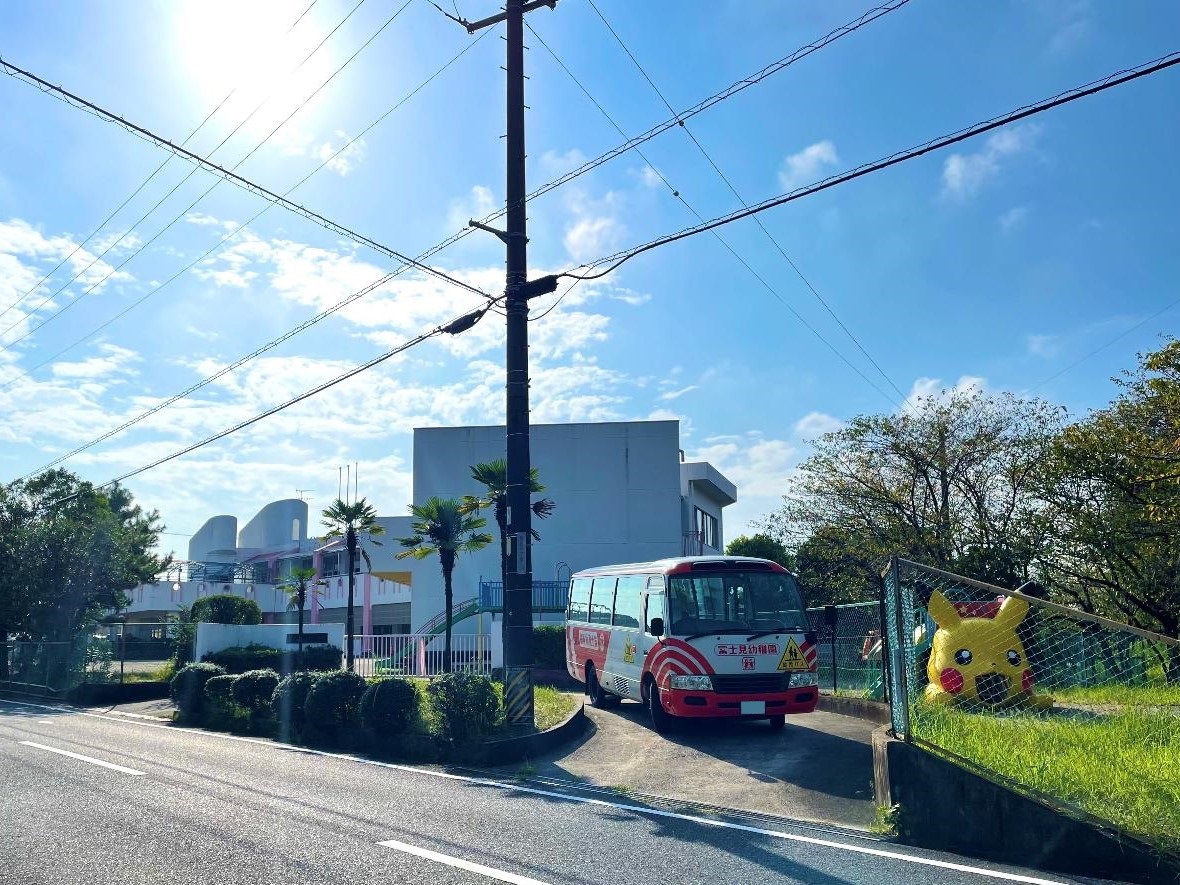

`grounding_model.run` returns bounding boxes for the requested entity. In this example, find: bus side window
[612,575,643,628]
[589,578,615,625]
[568,578,591,621]
[644,592,666,635]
